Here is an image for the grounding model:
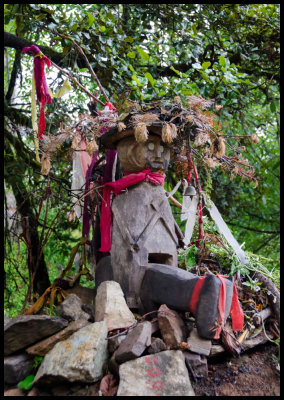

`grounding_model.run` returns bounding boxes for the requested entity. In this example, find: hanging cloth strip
[187,151,204,248]
[22,45,52,141]
[82,152,99,237]
[82,103,117,238]
[189,274,244,338]
[71,137,92,221]
[99,169,164,252]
